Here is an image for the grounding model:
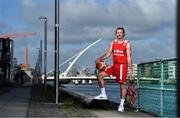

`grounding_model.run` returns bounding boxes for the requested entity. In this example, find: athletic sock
[120,99,125,106]
[100,88,106,96]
